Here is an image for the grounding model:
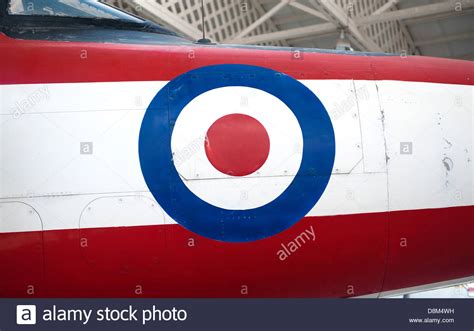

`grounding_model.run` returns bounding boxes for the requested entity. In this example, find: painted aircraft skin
[0,18,473,298]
